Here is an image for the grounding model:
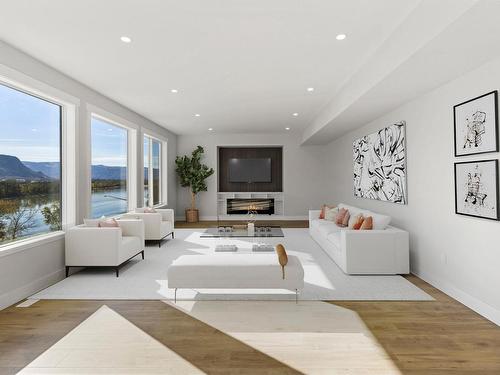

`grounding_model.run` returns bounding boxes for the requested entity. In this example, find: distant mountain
[23,161,60,179]
[0,154,49,180]
[91,165,126,180]
[22,161,127,180]
[0,155,128,181]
